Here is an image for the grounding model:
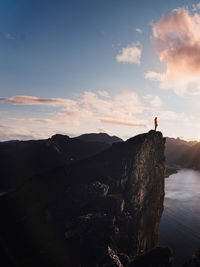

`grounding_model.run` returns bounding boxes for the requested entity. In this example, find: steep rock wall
[0,130,166,266]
